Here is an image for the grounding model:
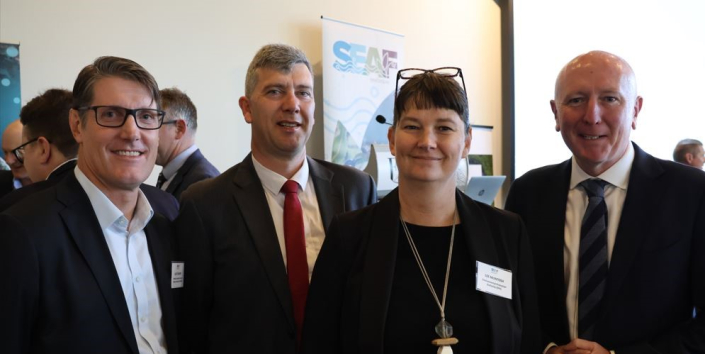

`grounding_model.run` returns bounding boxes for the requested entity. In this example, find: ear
[631,96,643,130]
[69,108,84,144]
[685,152,695,164]
[174,119,188,139]
[550,100,560,132]
[239,96,253,124]
[462,126,472,156]
[387,126,396,156]
[36,137,52,164]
